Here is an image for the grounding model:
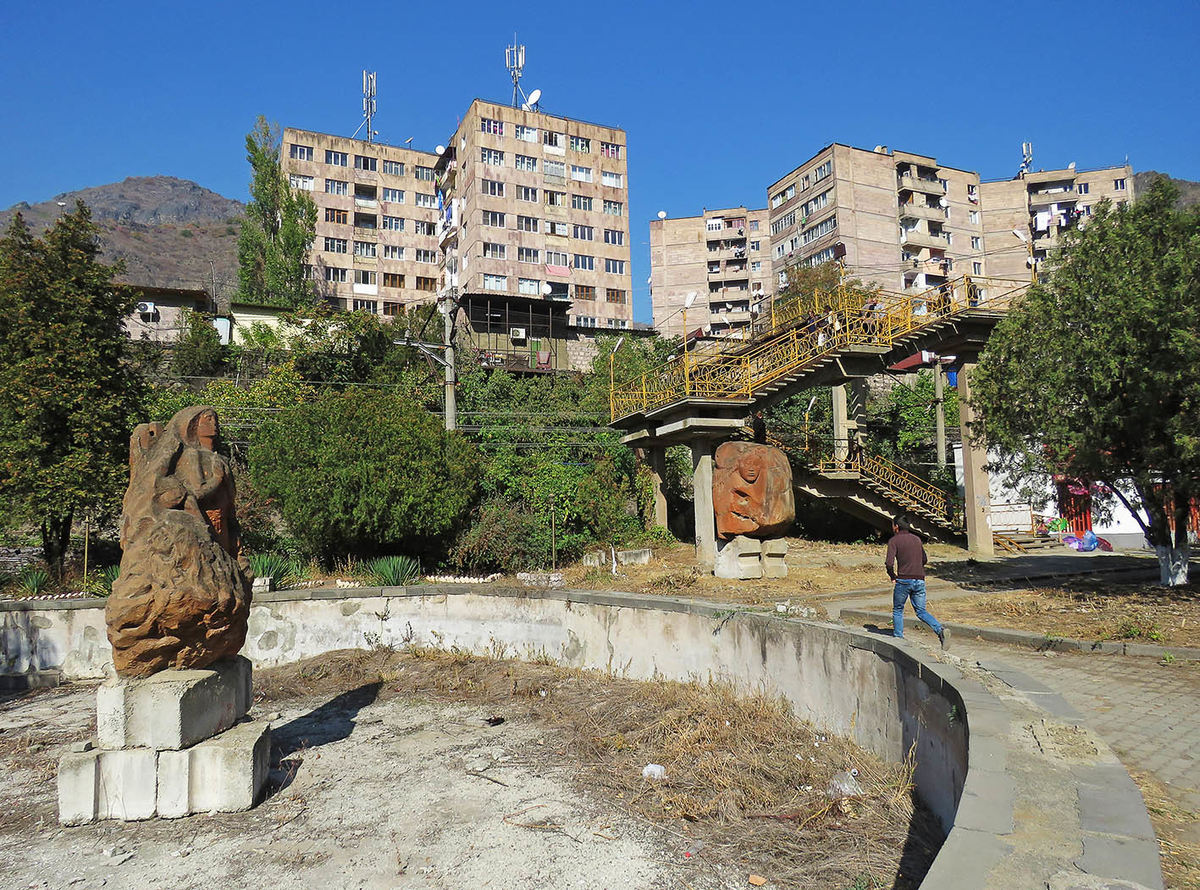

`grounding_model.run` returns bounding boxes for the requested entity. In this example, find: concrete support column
[690,440,716,569]
[957,364,994,557]
[648,448,669,530]
[832,382,868,459]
